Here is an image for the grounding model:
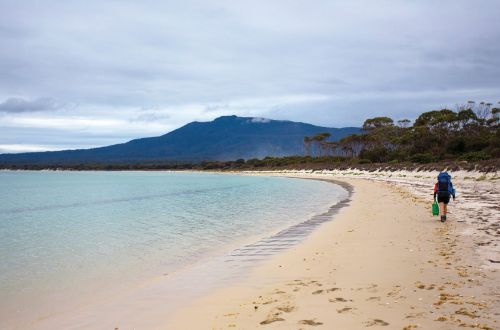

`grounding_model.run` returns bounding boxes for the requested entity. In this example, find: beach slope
[168,177,499,329]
